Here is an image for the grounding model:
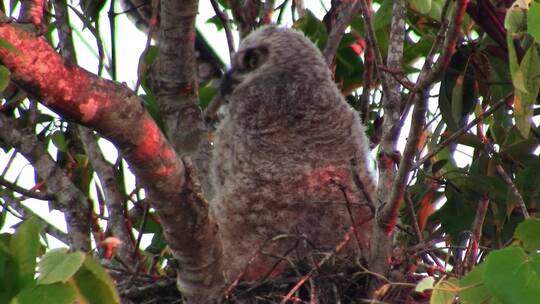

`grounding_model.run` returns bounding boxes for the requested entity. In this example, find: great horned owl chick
[209,25,375,281]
